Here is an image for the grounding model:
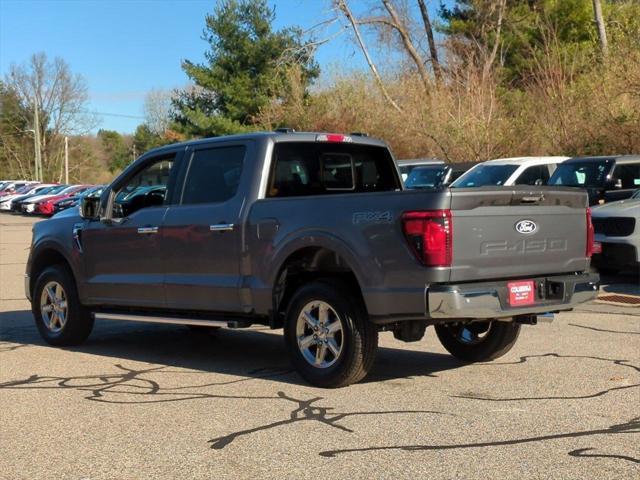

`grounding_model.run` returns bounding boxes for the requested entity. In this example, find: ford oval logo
[515,220,537,235]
